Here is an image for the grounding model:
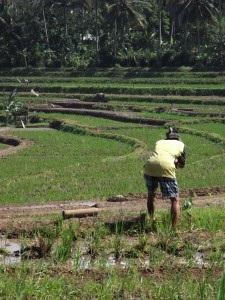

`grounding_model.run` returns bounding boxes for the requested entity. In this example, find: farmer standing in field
[144,127,186,228]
